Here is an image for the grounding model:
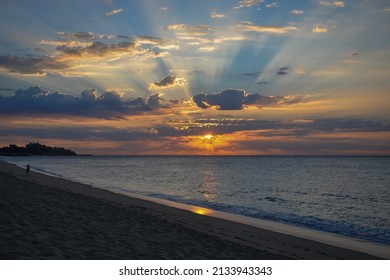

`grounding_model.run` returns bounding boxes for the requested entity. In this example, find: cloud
[198,46,215,52]
[245,94,305,107]
[57,31,96,41]
[276,67,290,75]
[192,89,306,110]
[101,35,179,50]
[193,89,247,110]
[134,36,164,46]
[80,89,97,101]
[2,118,388,155]
[312,25,328,33]
[1,37,169,75]
[40,39,91,48]
[15,31,180,76]
[174,118,390,141]
[147,93,166,110]
[211,12,226,18]
[0,55,70,75]
[318,1,345,7]
[332,1,345,7]
[98,91,123,104]
[106,9,123,16]
[56,41,139,58]
[56,40,171,64]
[149,75,186,90]
[163,24,211,36]
[289,9,304,14]
[236,22,297,33]
[165,118,390,155]
[266,2,278,8]
[13,86,49,97]
[0,86,183,118]
[235,0,264,9]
